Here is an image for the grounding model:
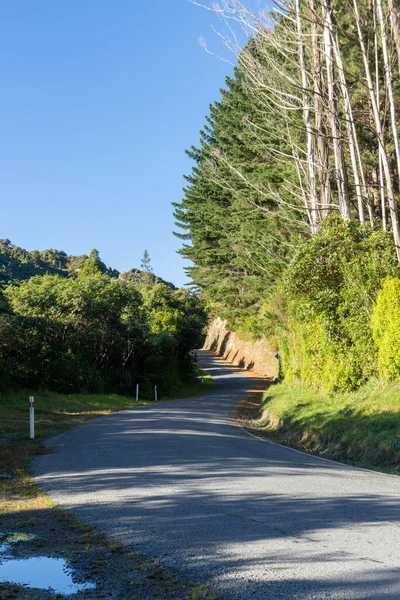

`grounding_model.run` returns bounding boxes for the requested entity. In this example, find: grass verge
[0,370,217,599]
[238,378,400,474]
